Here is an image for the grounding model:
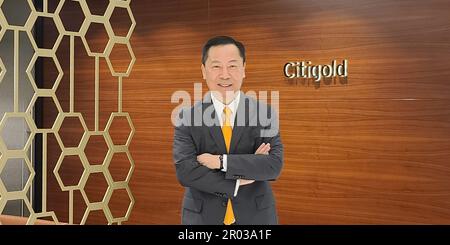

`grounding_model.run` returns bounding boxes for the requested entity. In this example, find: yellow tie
[222,106,235,225]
